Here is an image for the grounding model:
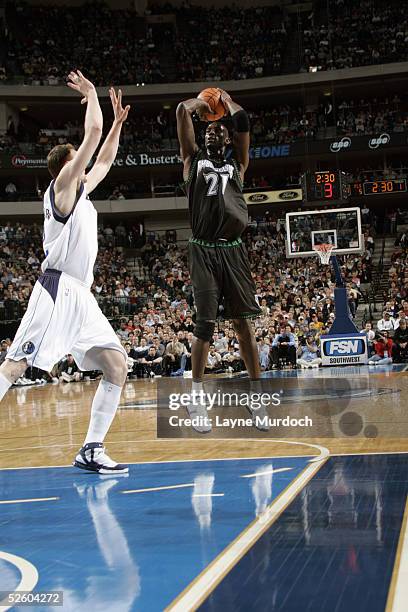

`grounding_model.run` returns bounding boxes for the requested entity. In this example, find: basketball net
[313,243,334,265]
